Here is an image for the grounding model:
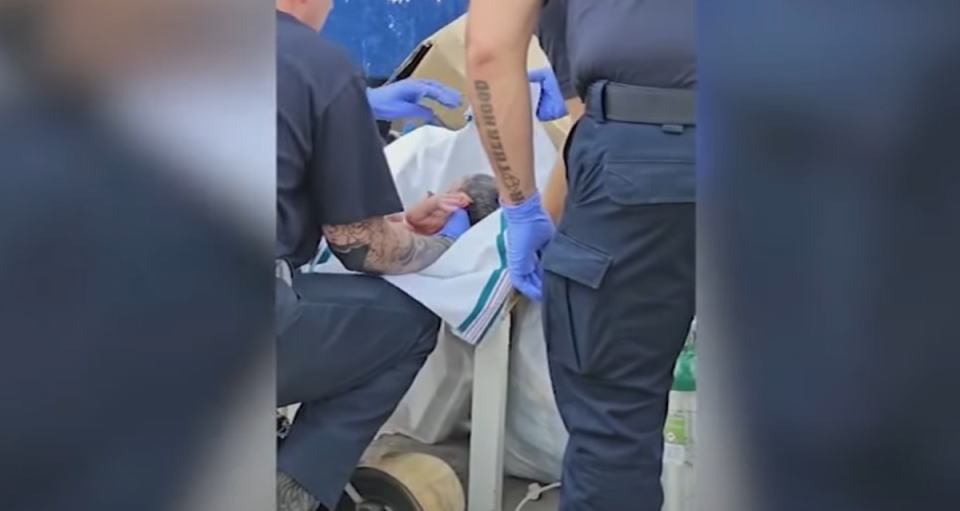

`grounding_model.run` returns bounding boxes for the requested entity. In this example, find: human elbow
[466,34,522,74]
[322,220,389,274]
[466,39,501,72]
[331,250,369,273]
